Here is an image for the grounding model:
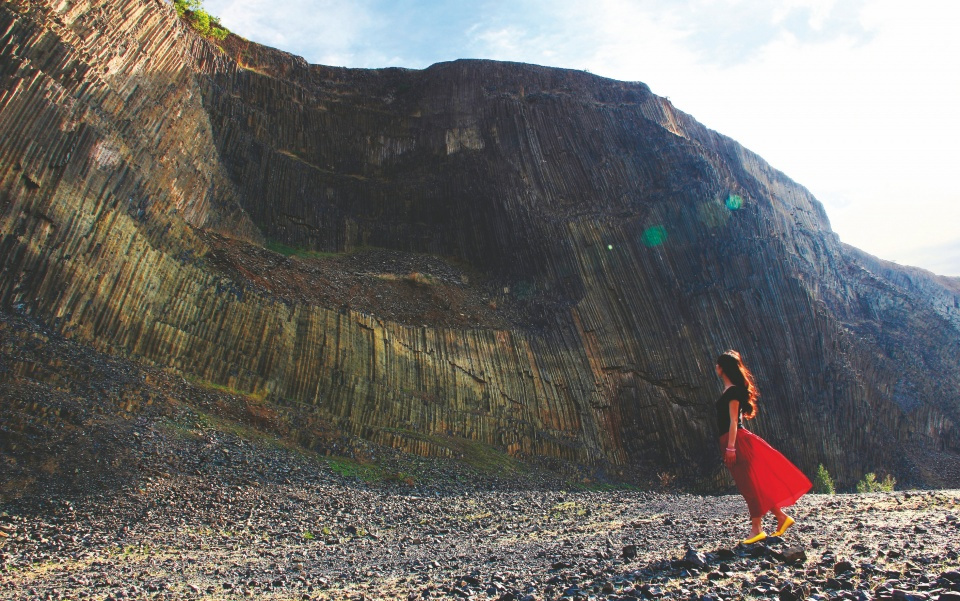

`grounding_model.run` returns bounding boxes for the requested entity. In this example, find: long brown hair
[717,350,759,419]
